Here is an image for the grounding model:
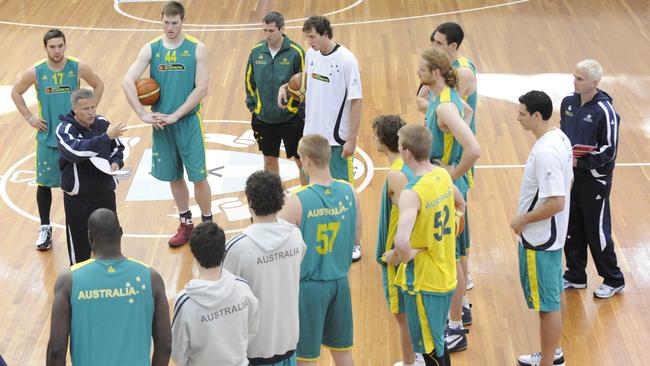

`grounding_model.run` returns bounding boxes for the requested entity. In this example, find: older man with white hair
[560,59,625,299]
